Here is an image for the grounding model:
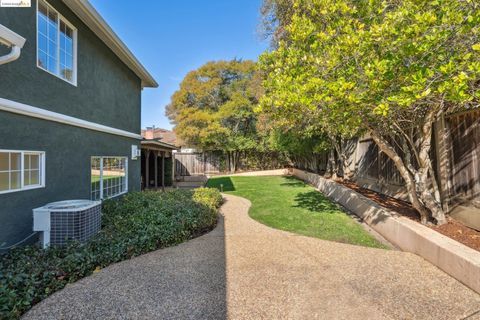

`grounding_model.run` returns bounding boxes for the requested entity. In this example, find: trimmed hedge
[0,188,222,319]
